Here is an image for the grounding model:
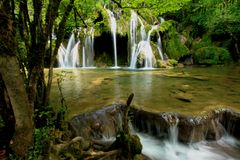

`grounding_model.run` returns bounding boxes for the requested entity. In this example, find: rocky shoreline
[50,104,240,159]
